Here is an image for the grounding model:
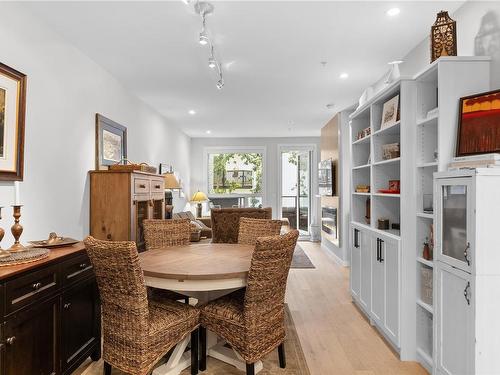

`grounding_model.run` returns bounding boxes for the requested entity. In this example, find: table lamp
[164,170,181,219]
[191,191,208,218]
